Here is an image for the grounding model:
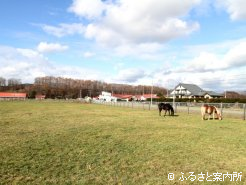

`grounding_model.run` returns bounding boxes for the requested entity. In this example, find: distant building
[35,94,46,100]
[204,91,223,99]
[0,92,26,100]
[170,83,223,99]
[112,94,133,101]
[97,91,159,102]
[134,94,159,101]
[98,91,117,102]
